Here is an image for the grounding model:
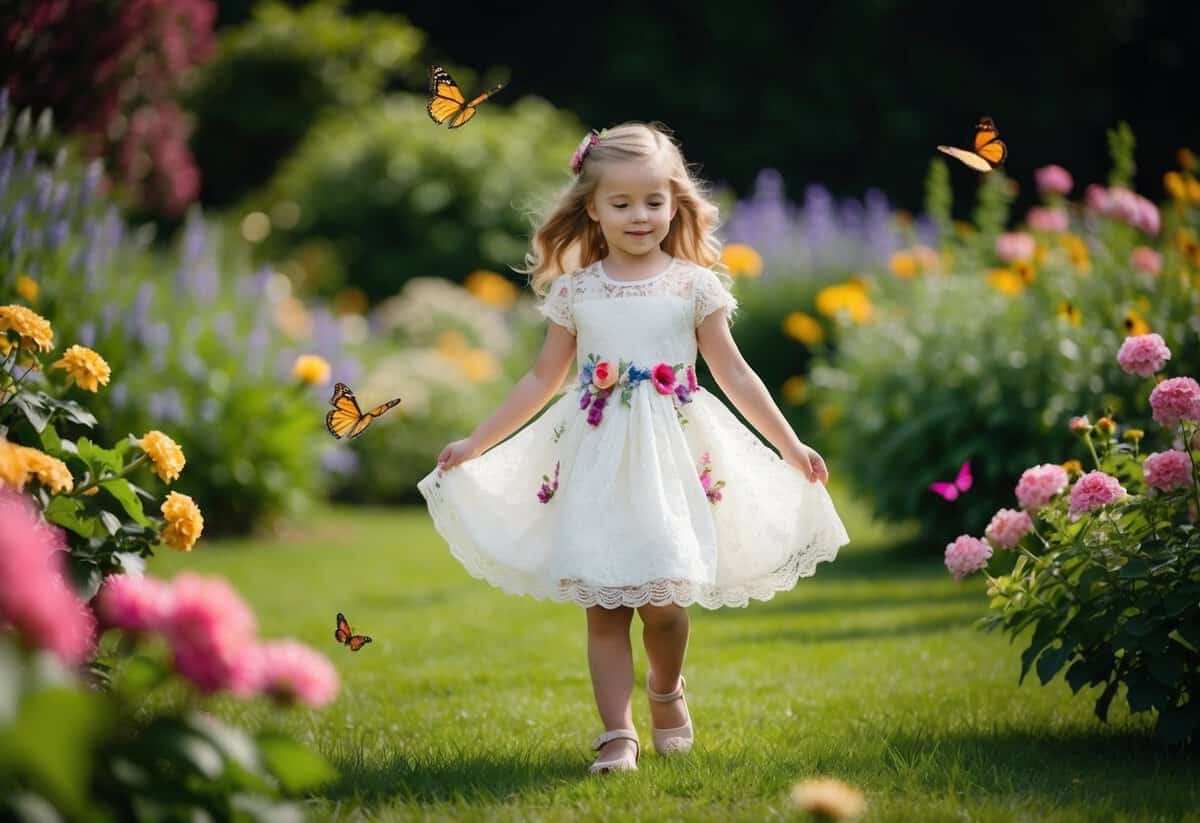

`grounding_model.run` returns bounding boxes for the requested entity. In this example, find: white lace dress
[416,256,850,609]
